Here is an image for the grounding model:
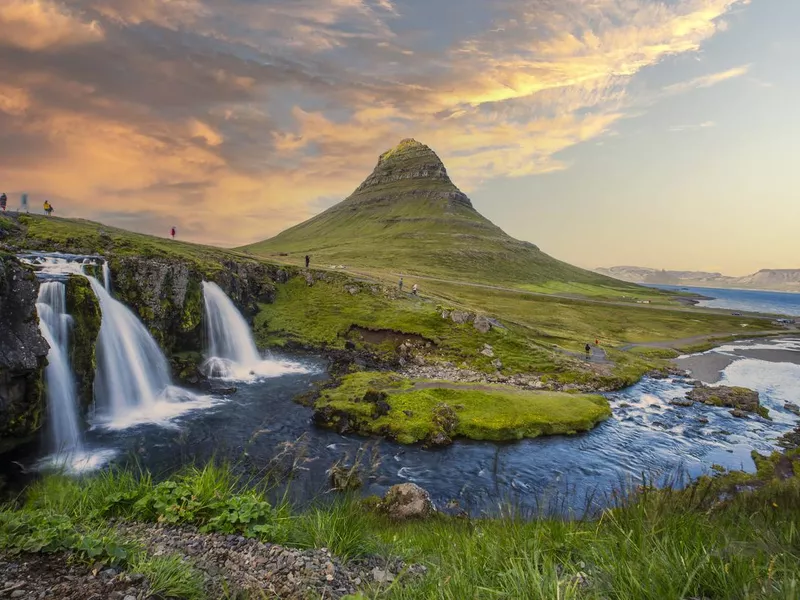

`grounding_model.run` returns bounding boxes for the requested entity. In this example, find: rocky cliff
[65,276,101,410]
[0,254,48,451]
